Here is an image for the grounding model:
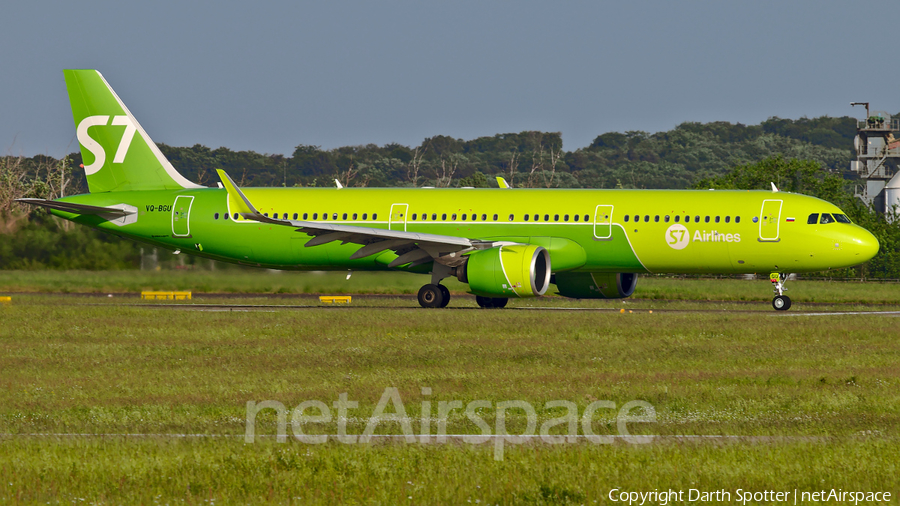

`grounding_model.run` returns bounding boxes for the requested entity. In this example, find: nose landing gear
[770,272,792,311]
